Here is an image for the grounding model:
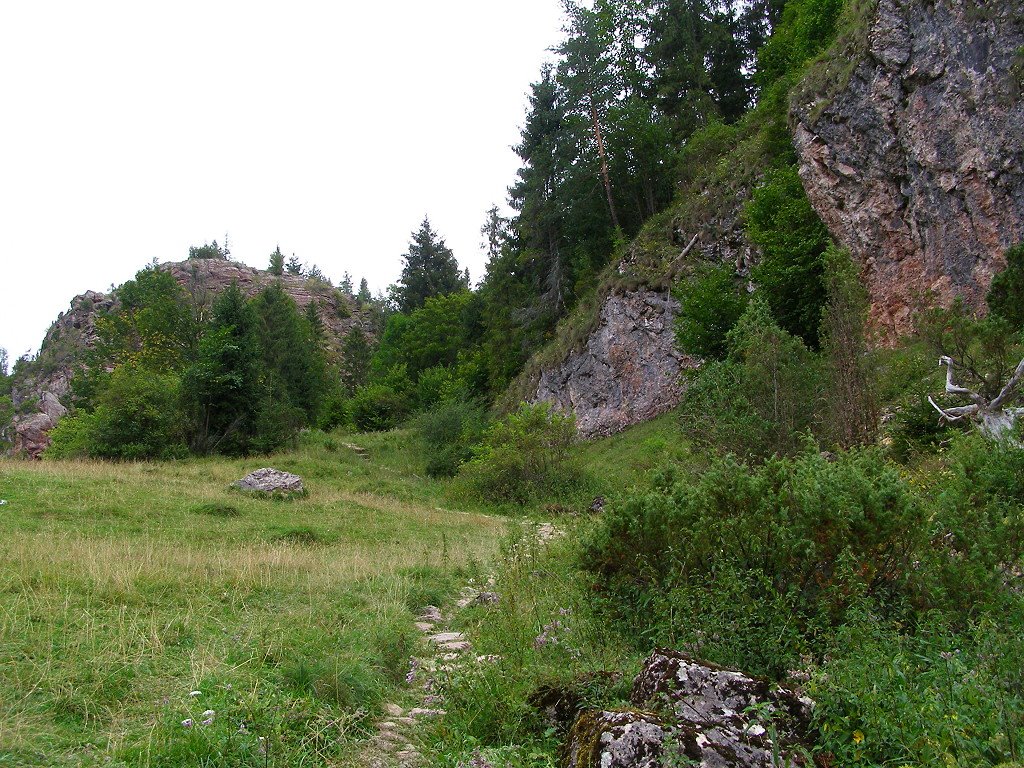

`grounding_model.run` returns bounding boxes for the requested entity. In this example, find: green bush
[745,165,831,346]
[44,411,98,459]
[460,402,580,503]
[583,445,928,674]
[988,243,1024,329]
[681,297,822,460]
[412,399,488,478]
[350,384,413,433]
[811,614,1024,767]
[59,366,187,460]
[674,264,749,359]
